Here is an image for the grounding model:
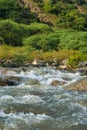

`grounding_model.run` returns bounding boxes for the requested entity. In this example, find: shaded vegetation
[0,0,38,24]
[0,20,52,46]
